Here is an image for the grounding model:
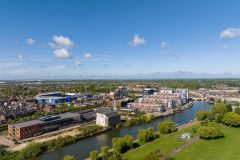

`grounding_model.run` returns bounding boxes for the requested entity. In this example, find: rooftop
[11,112,79,128]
